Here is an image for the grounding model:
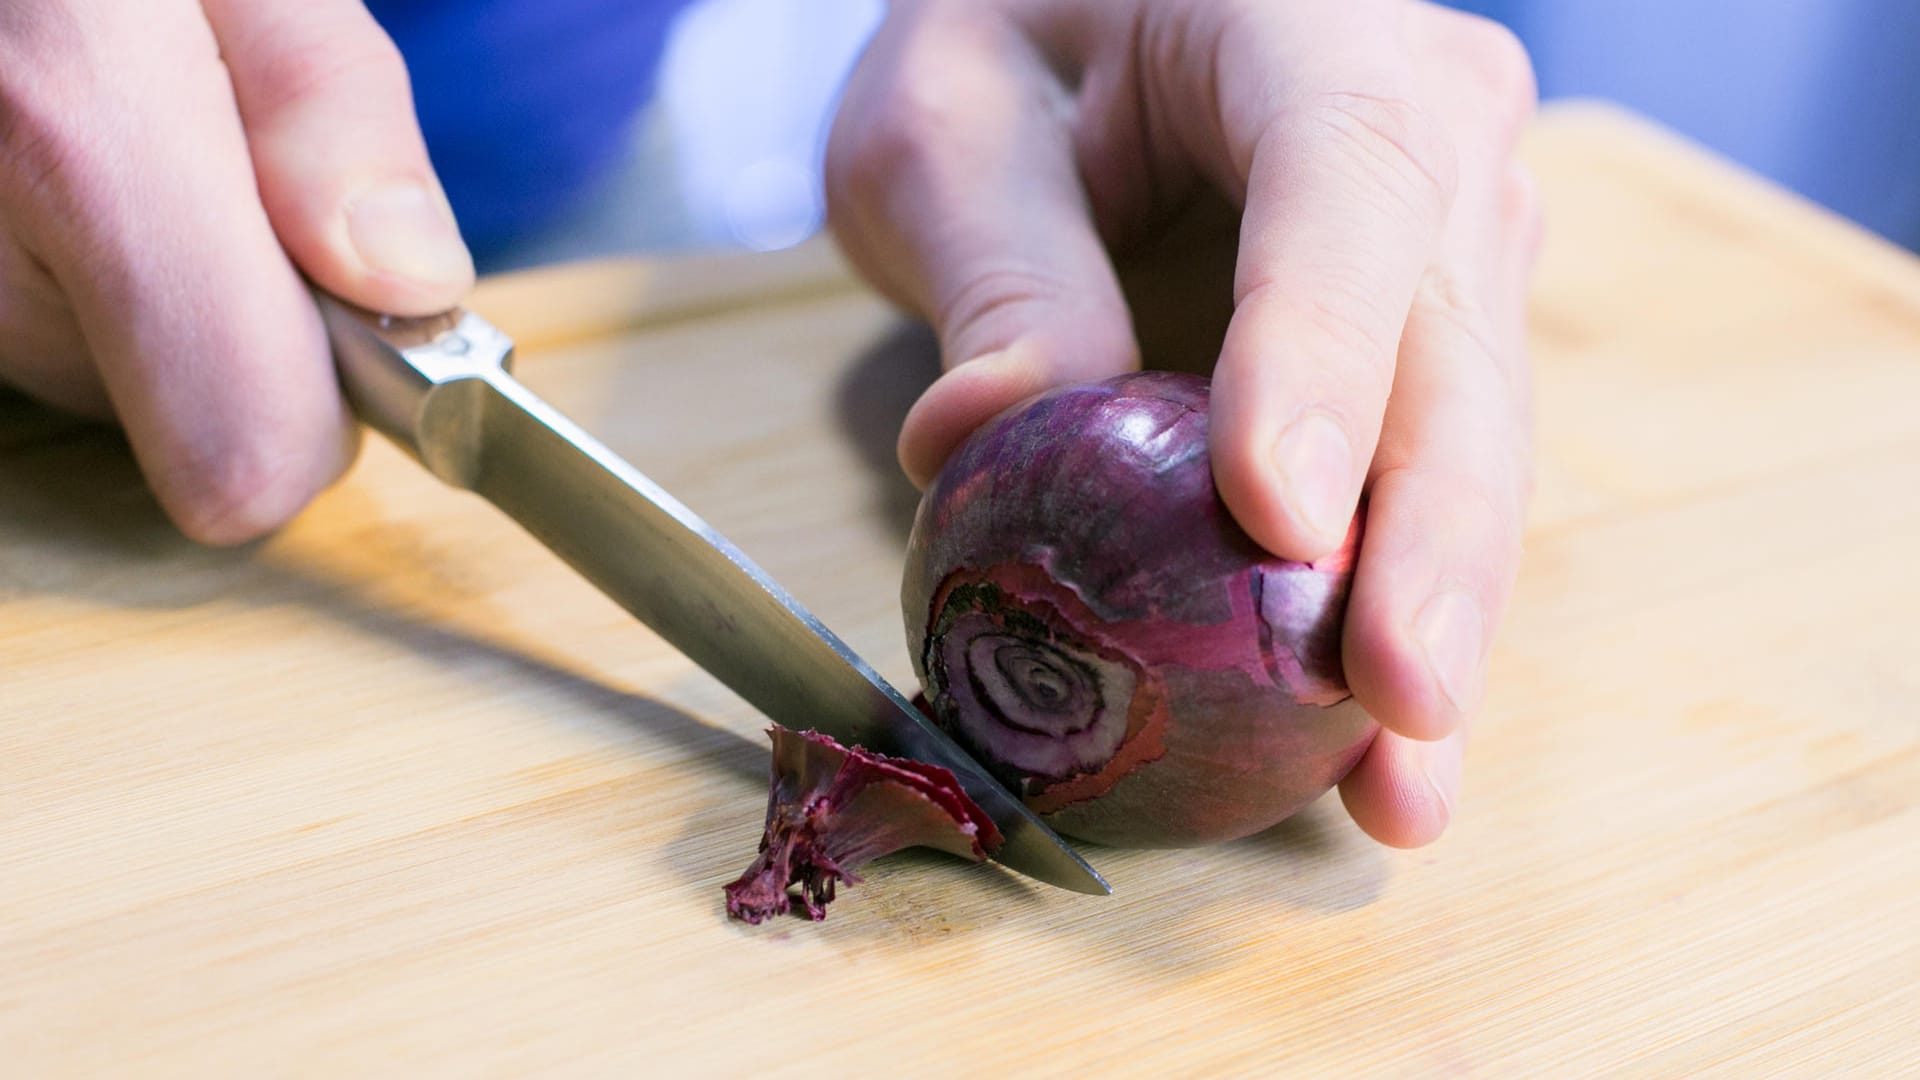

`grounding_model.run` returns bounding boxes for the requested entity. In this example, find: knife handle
[317,292,516,491]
